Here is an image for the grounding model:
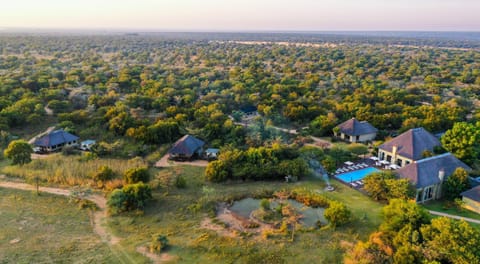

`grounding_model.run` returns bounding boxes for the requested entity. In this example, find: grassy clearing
[0,187,119,263]
[1,153,147,186]
[107,166,384,263]
[422,200,480,221]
